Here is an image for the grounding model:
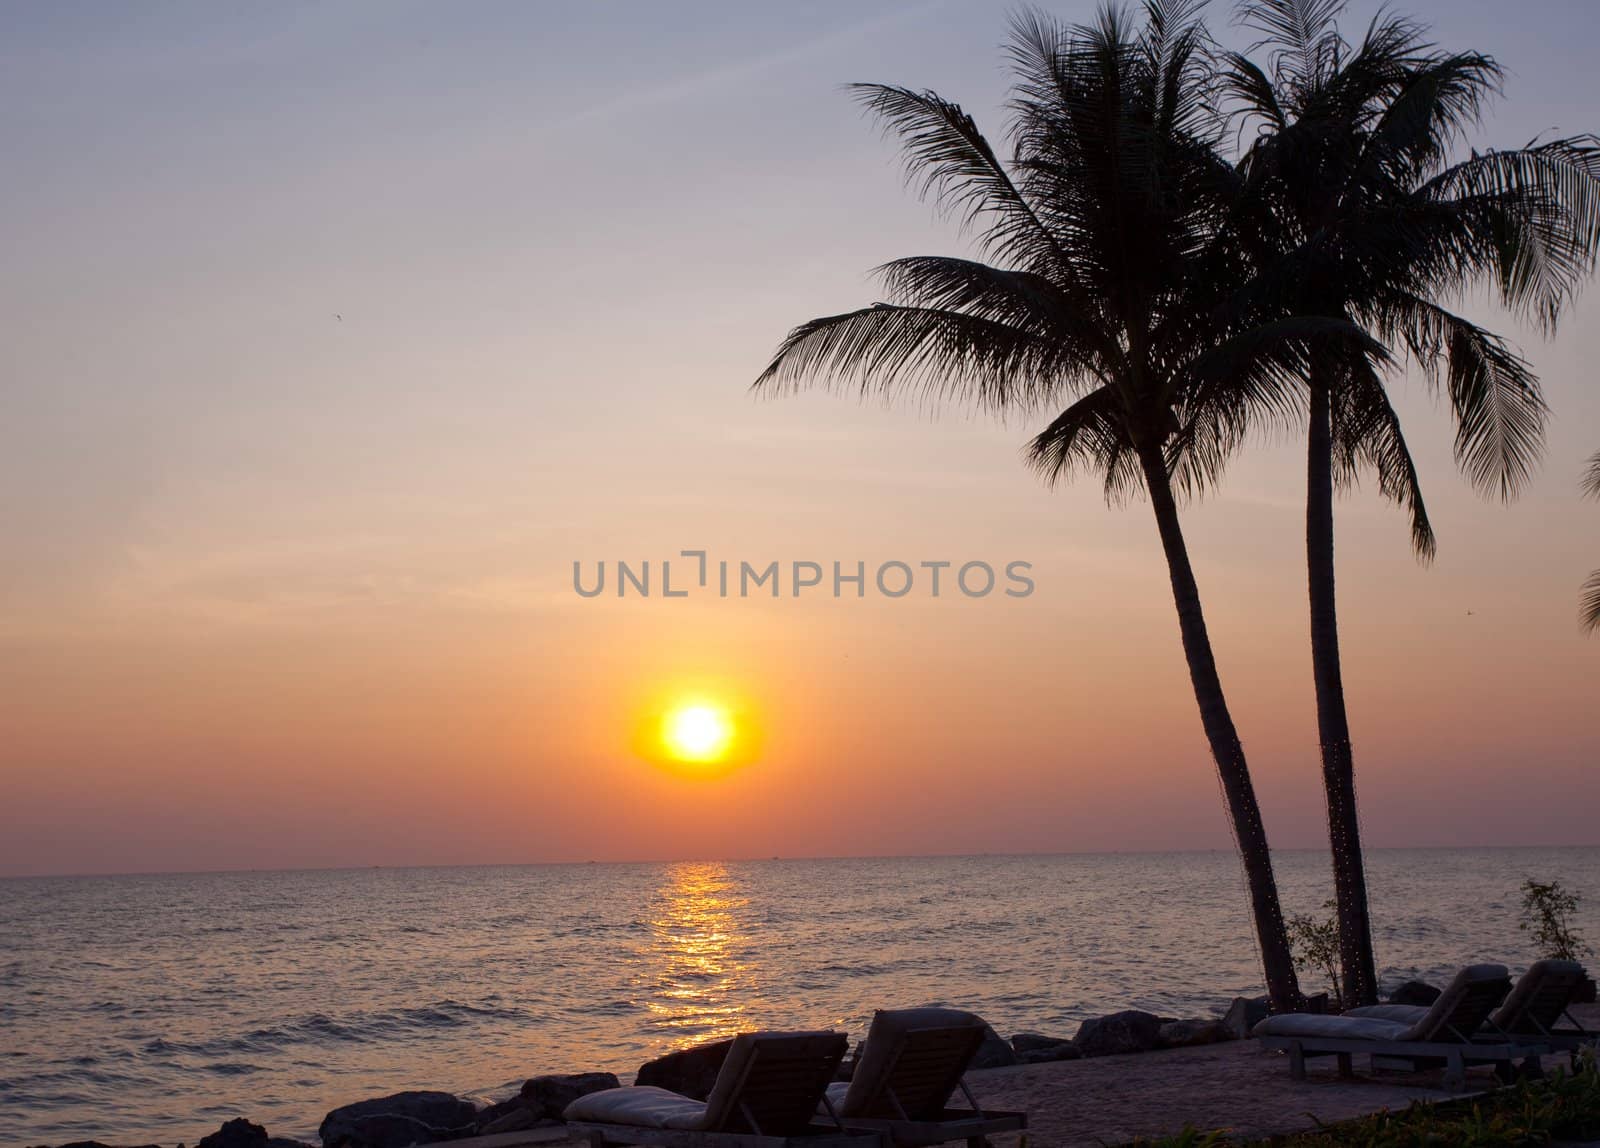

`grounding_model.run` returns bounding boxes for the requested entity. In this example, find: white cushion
[564,1085,709,1130]
[1258,965,1513,1045]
